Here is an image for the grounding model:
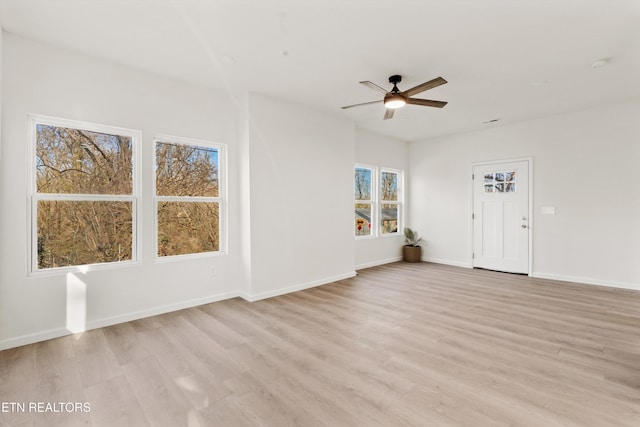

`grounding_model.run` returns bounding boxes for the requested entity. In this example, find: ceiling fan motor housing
[388,75,402,94]
[389,75,402,85]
